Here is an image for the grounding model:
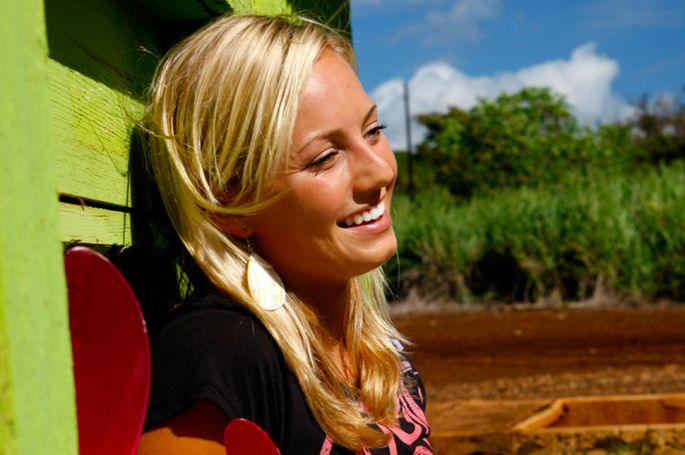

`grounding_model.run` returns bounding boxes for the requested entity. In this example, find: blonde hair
[146,14,406,450]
